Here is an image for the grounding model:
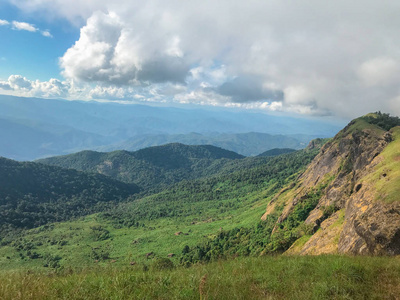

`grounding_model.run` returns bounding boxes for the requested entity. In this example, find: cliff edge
[262,113,400,255]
